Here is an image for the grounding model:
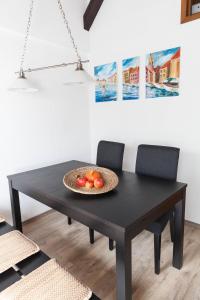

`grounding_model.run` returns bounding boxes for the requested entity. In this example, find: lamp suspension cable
[8,0,39,92]
[57,0,82,65]
[19,0,34,75]
[56,0,93,85]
